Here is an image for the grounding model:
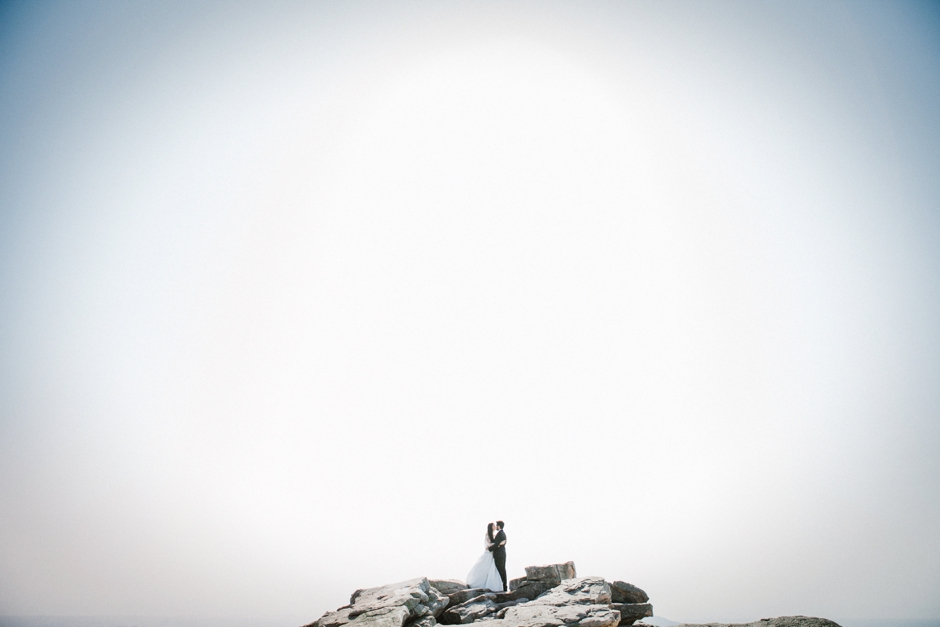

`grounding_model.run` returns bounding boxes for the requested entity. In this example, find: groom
[488,520,507,591]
